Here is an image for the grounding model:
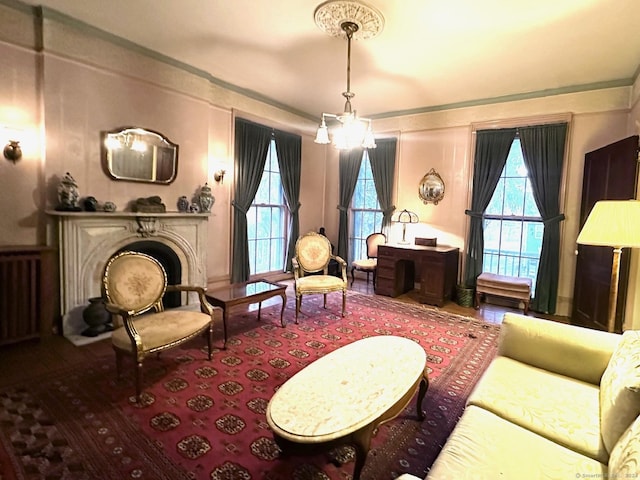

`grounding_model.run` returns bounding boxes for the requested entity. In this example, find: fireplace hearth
[47,211,209,345]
